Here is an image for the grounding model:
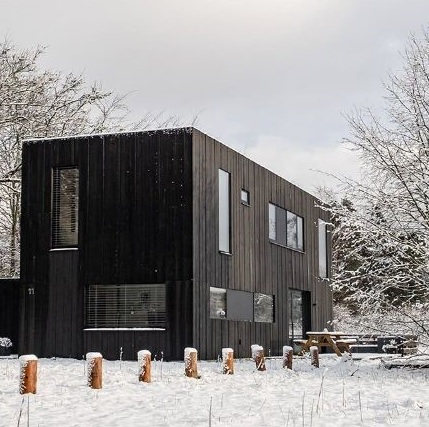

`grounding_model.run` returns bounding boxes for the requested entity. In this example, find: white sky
[2,0,429,193]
